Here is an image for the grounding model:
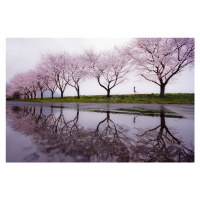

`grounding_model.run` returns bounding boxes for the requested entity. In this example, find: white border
[1,1,199,200]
